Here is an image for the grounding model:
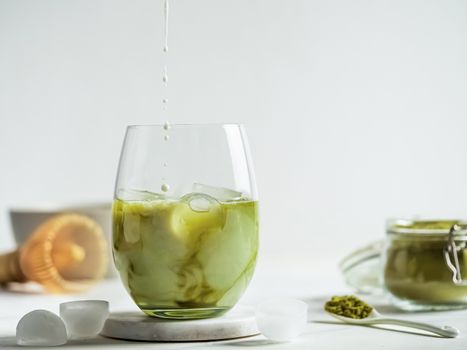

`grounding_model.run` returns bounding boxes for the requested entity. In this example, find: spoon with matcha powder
[324,295,459,338]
